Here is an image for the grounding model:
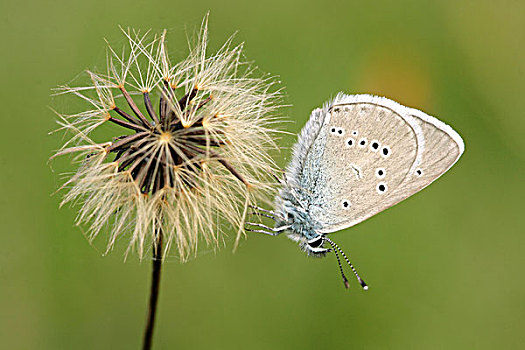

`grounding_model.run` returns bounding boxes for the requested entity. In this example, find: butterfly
[248,93,464,289]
